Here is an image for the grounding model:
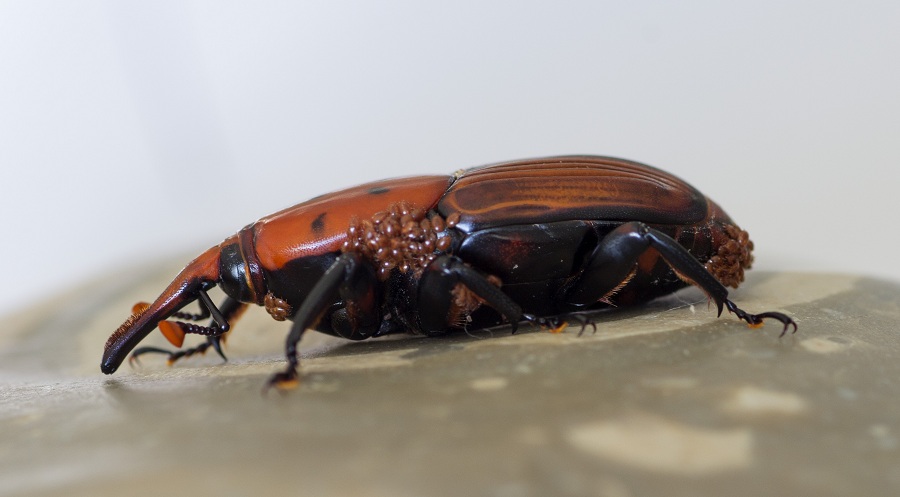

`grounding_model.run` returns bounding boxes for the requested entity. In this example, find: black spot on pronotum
[311,212,326,233]
[368,187,390,195]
